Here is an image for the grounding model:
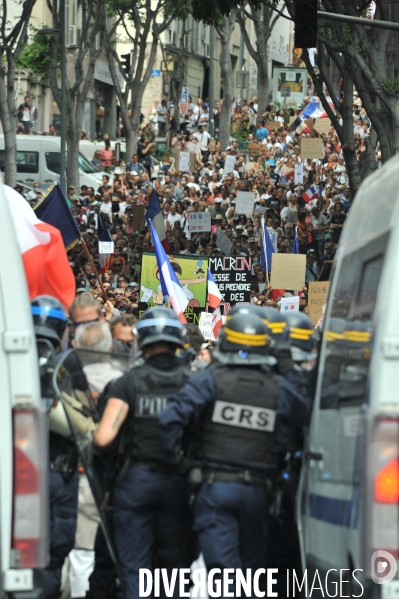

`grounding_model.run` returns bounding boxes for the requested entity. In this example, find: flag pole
[81,237,108,301]
[261,217,270,287]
